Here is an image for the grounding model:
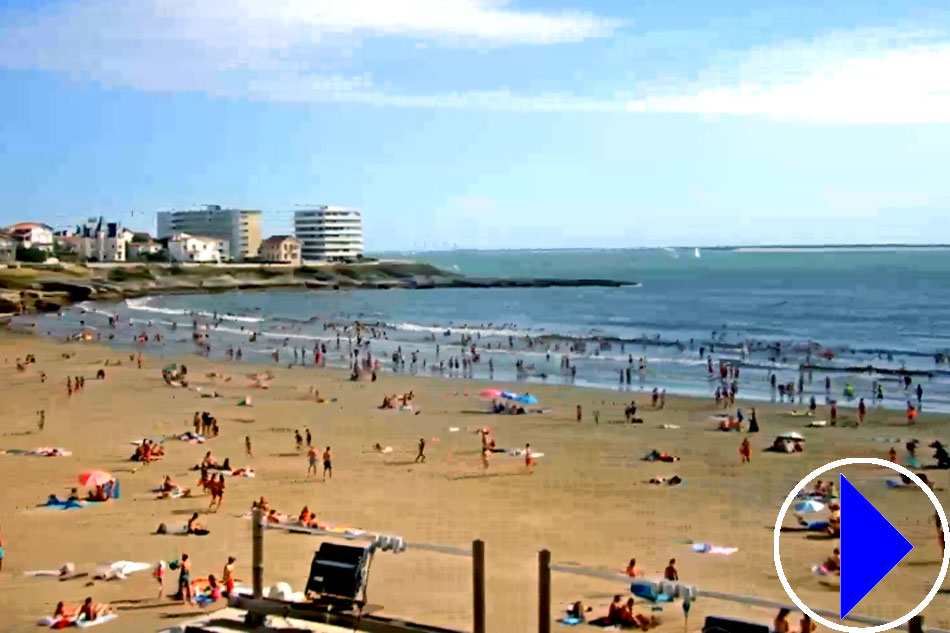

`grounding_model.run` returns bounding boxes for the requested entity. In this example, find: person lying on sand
[266,509,287,524]
[162,475,178,492]
[647,475,683,486]
[78,597,113,622]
